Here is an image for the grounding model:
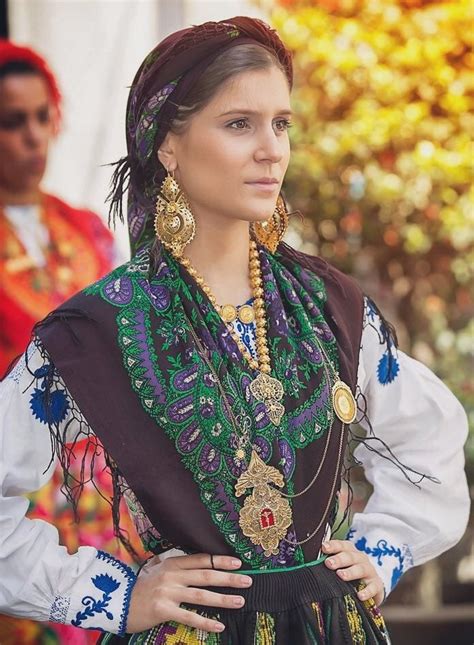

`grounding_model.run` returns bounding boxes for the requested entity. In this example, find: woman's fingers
[176,568,253,589]
[357,580,385,606]
[169,553,242,571]
[176,586,245,609]
[325,550,359,570]
[322,539,385,605]
[335,563,368,581]
[170,606,226,634]
[322,539,355,554]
